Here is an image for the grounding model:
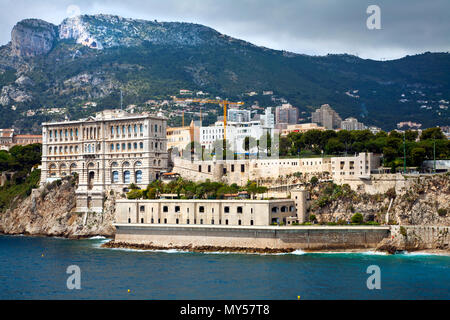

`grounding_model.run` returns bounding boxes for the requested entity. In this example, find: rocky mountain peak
[11,19,57,57]
[58,14,229,49]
